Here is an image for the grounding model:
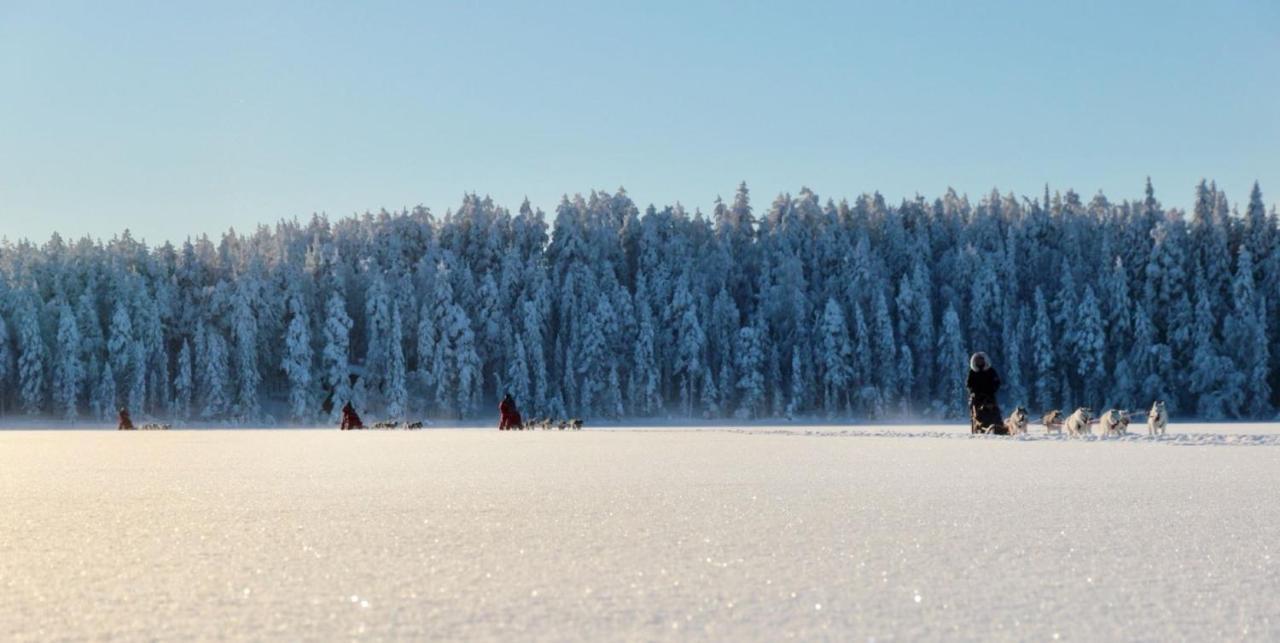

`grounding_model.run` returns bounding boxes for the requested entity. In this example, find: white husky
[1147,401,1168,436]
[1097,409,1130,437]
[1064,407,1093,437]
[1004,406,1029,435]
